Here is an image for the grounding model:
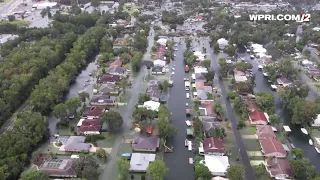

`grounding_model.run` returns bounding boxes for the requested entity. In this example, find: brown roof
[202,137,226,154]
[233,69,245,76]
[256,125,276,139]
[79,118,102,132]
[110,59,123,67]
[40,159,76,178]
[99,74,120,83]
[266,158,293,177]
[132,135,160,151]
[82,106,105,117]
[196,82,204,90]
[260,138,286,155]
[244,98,259,112]
[200,100,215,116]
